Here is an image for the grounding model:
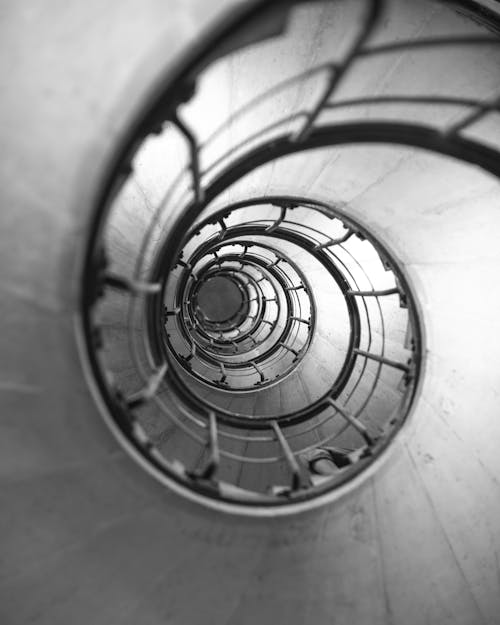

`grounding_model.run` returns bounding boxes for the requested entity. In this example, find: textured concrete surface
[1,1,500,624]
